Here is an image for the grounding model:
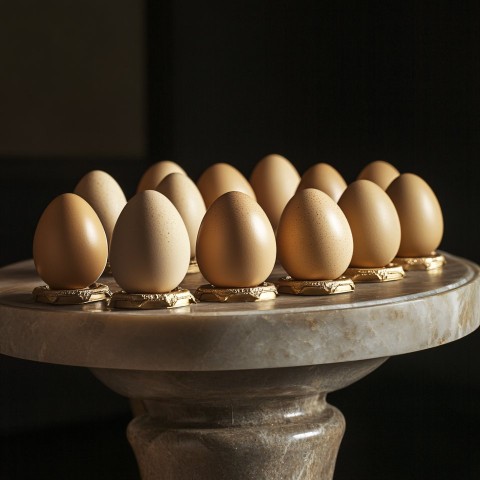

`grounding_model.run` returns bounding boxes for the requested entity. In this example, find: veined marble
[0,252,478,371]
